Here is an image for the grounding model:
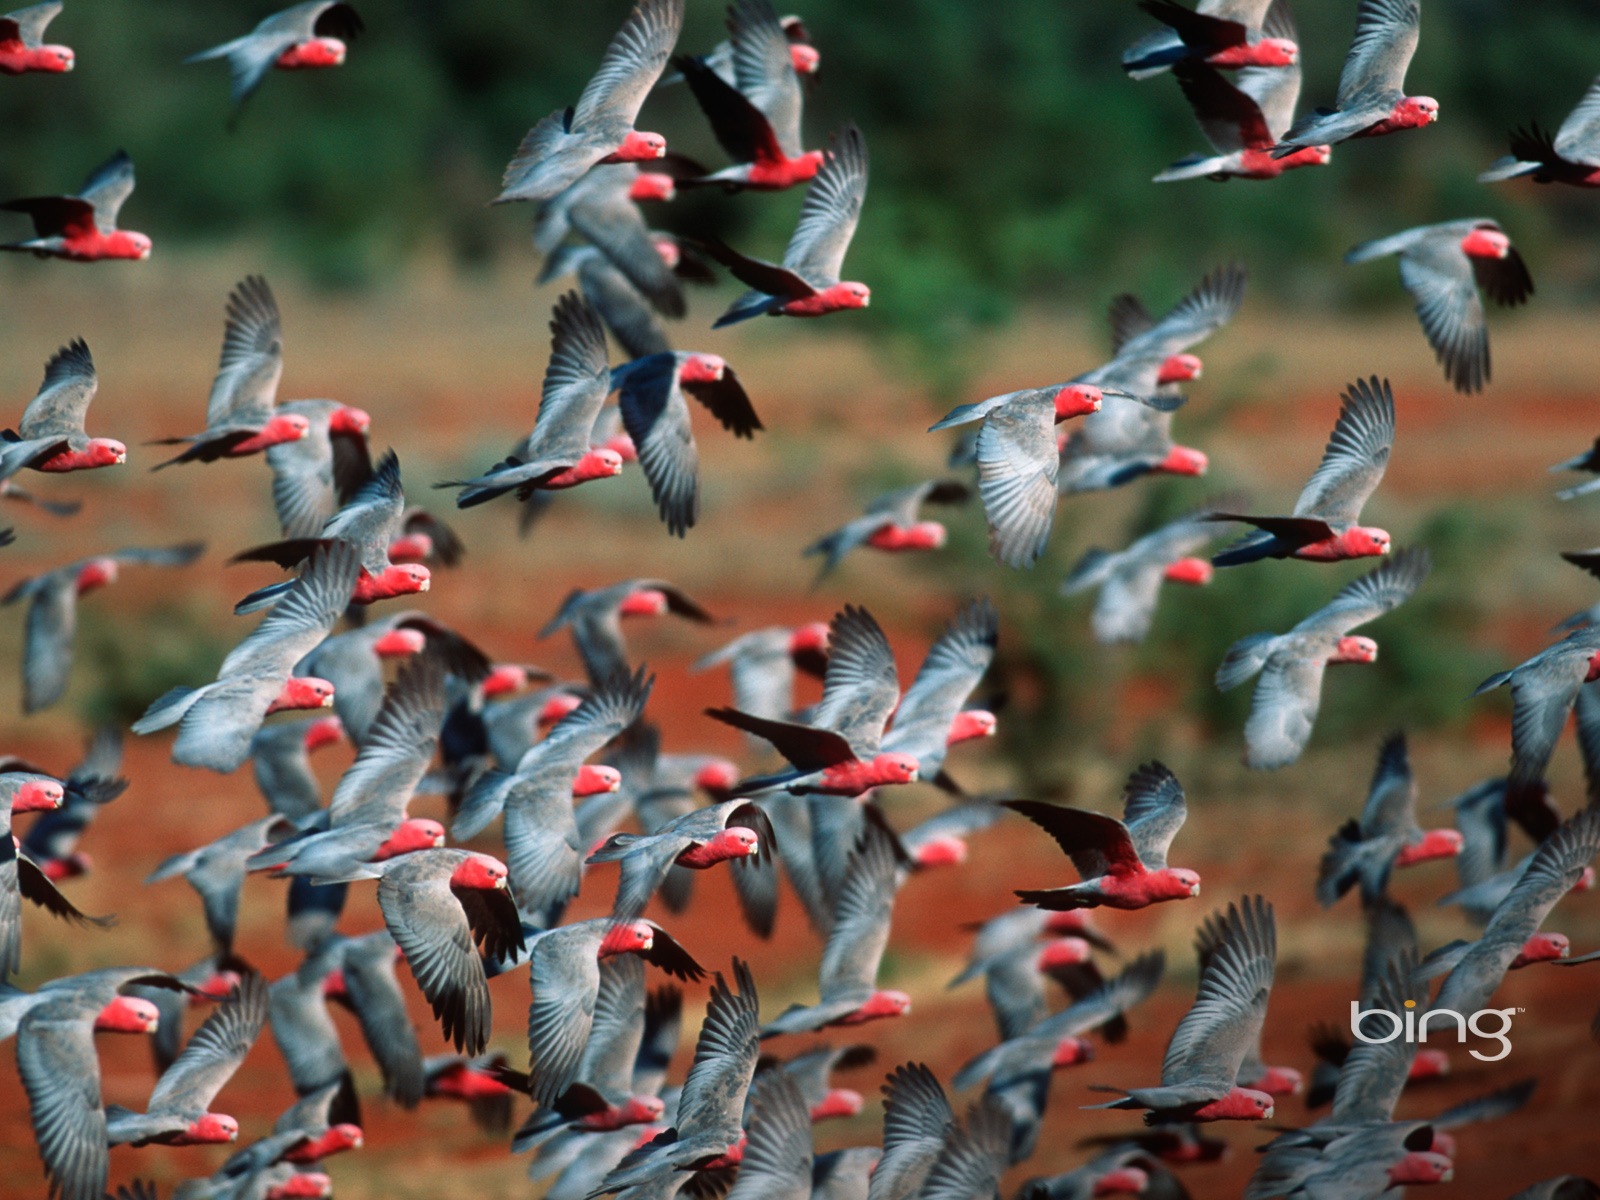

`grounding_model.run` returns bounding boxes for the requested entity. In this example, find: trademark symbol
[1516,1007,1526,1013]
